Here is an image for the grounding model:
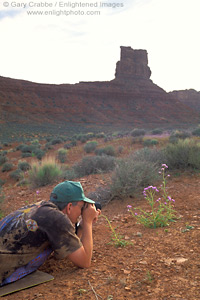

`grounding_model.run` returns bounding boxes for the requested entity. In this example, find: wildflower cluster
[127,164,176,228]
